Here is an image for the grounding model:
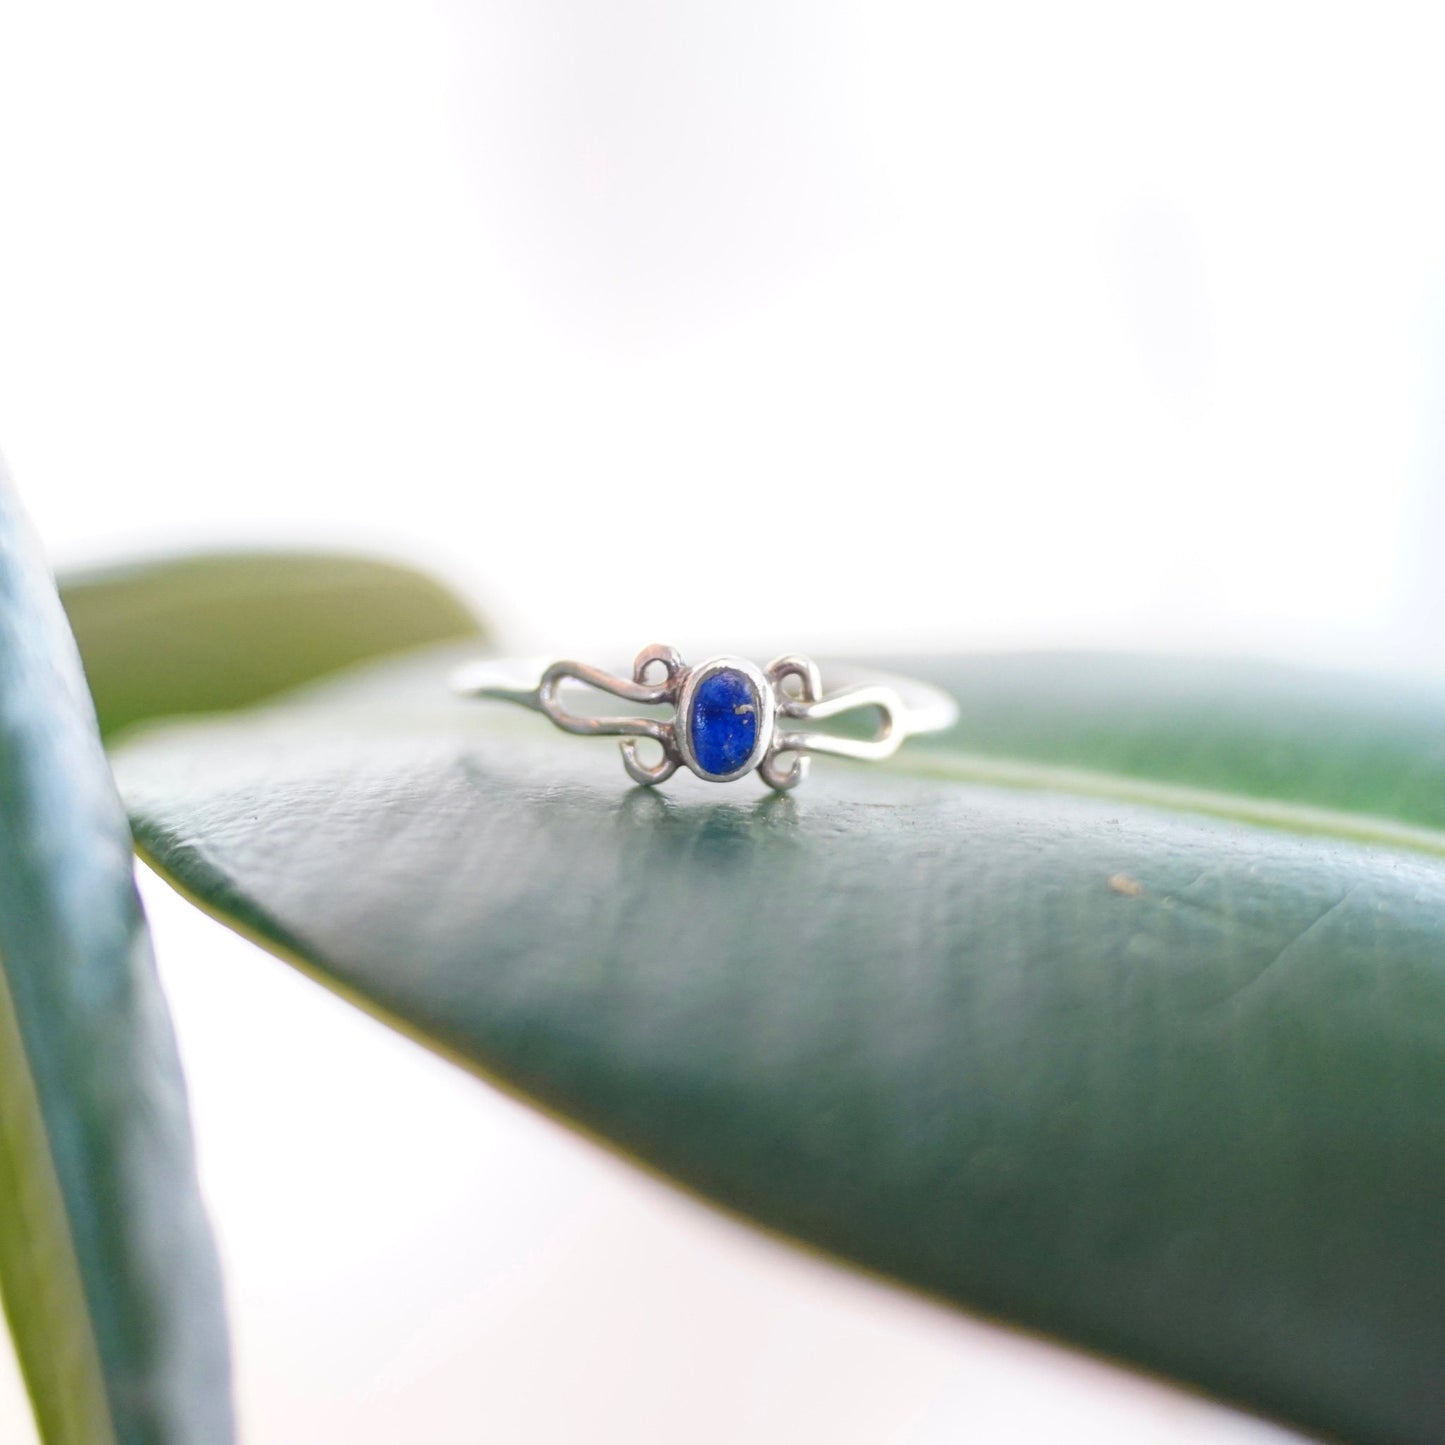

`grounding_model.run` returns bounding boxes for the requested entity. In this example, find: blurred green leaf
[63,549,486,740]
[116,642,1445,1443]
[0,475,234,1444]
[903,651,1445,843]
